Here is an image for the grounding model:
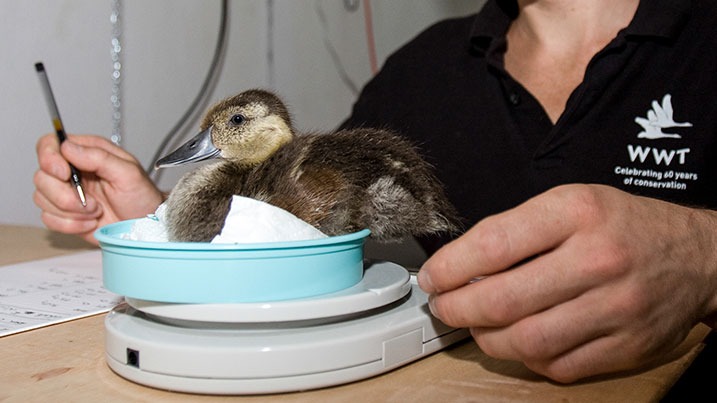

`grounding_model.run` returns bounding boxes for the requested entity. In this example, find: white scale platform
[105,261,469,394]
